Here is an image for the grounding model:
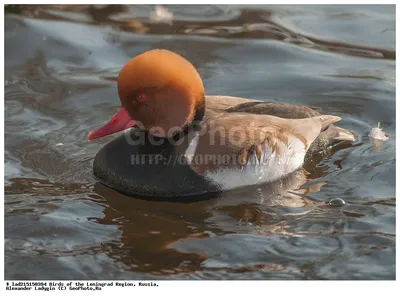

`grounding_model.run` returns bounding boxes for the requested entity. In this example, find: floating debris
[150,5,173,24]
[369,122,389,152]
[369,122,389,141]
[328,197,346,207]
[56,143,64,146]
